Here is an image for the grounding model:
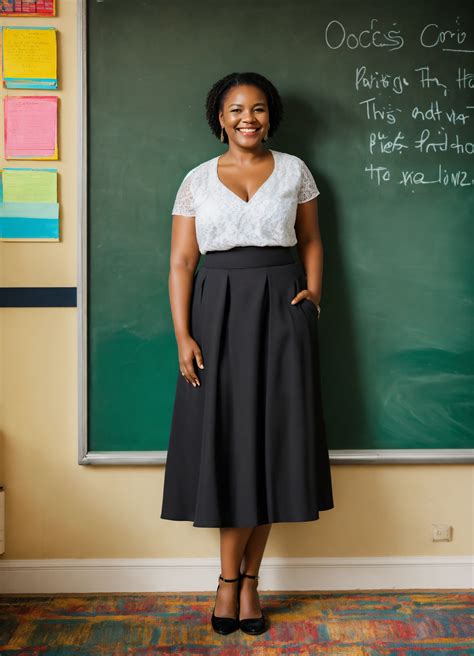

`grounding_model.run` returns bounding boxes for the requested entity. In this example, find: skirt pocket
[301,297,319,323]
